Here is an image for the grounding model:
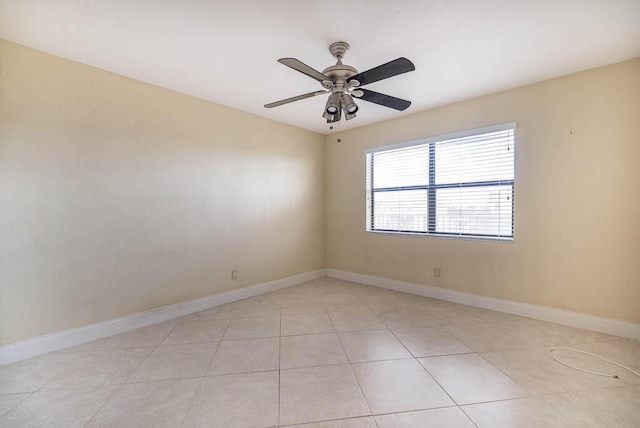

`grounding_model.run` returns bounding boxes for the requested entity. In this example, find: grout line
[0,392,32,421]
[39,328,171,394]
[219,334,280,341]
[280,404,470,426]
[367,404,463,419]
[203,321,233,377]
[81,383,122,427]
[29,382,125,394]
[154,339,223,347]
[365,294,462,409]
[474,351,536,397]
[278,312,282,426]
[374,310,421,359]
[120,322,181,385]
[180,376,205,427]
[57,342,135,353]
[458,405,481,428]
[414,357,459,406]
[178,315,235,426]
[278,415,377,427]
[278,360,360,373]
[326,307,375,419]
[0,391,33,397]
[113,374,205,385]
[59,345,159,353]
[33,352,92,393]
